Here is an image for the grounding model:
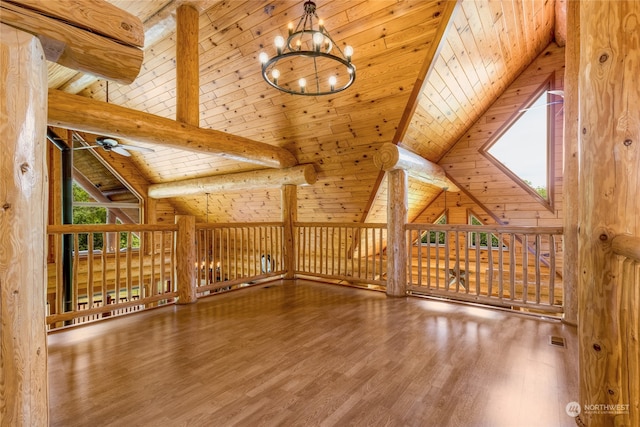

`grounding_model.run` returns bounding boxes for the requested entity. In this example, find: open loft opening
[2,1,639,426]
